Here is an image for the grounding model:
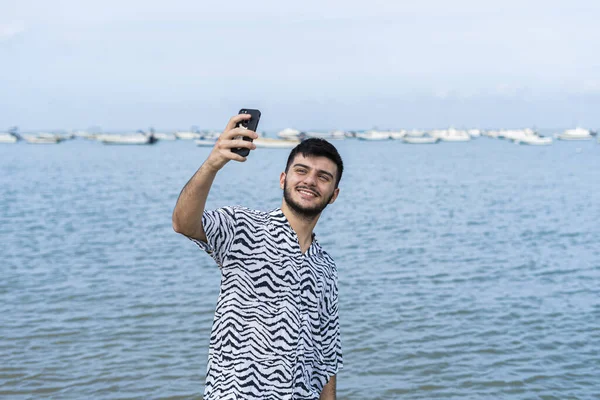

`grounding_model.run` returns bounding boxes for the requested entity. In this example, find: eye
[296,168,307,174]
[319,174,331,182]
